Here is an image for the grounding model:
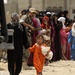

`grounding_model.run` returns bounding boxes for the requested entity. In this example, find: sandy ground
[0,60,75,75]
